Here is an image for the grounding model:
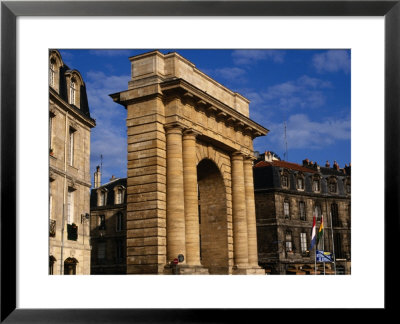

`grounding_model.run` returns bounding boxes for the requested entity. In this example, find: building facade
[90,168,127,274]
[254,152,351,275]
[49,50,96,275]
